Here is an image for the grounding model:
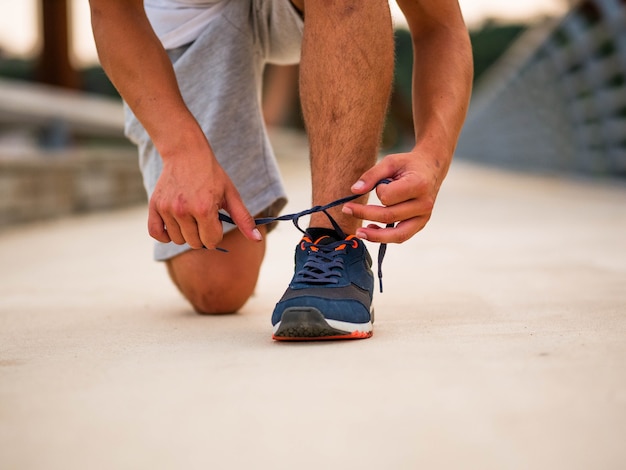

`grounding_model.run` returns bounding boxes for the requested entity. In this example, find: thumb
[351,160,394,195]
[224,186,263,242]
